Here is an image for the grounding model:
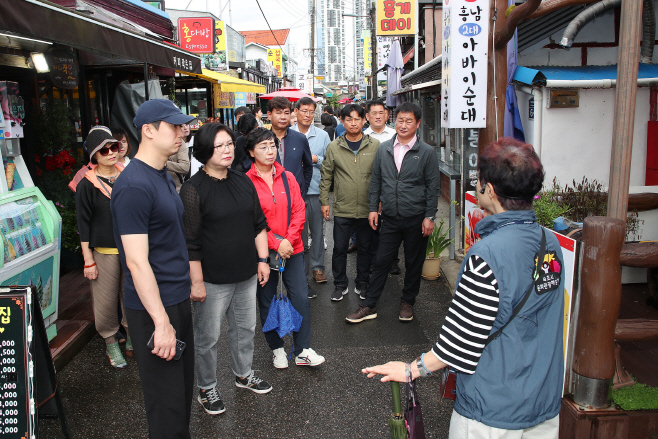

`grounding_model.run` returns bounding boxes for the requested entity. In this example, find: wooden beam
[494,0,542,50]
[615,319,658,342]
[607,0,642,220]
[620,242,658,267]
[572,217,626,380]
[628,193,658,212]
